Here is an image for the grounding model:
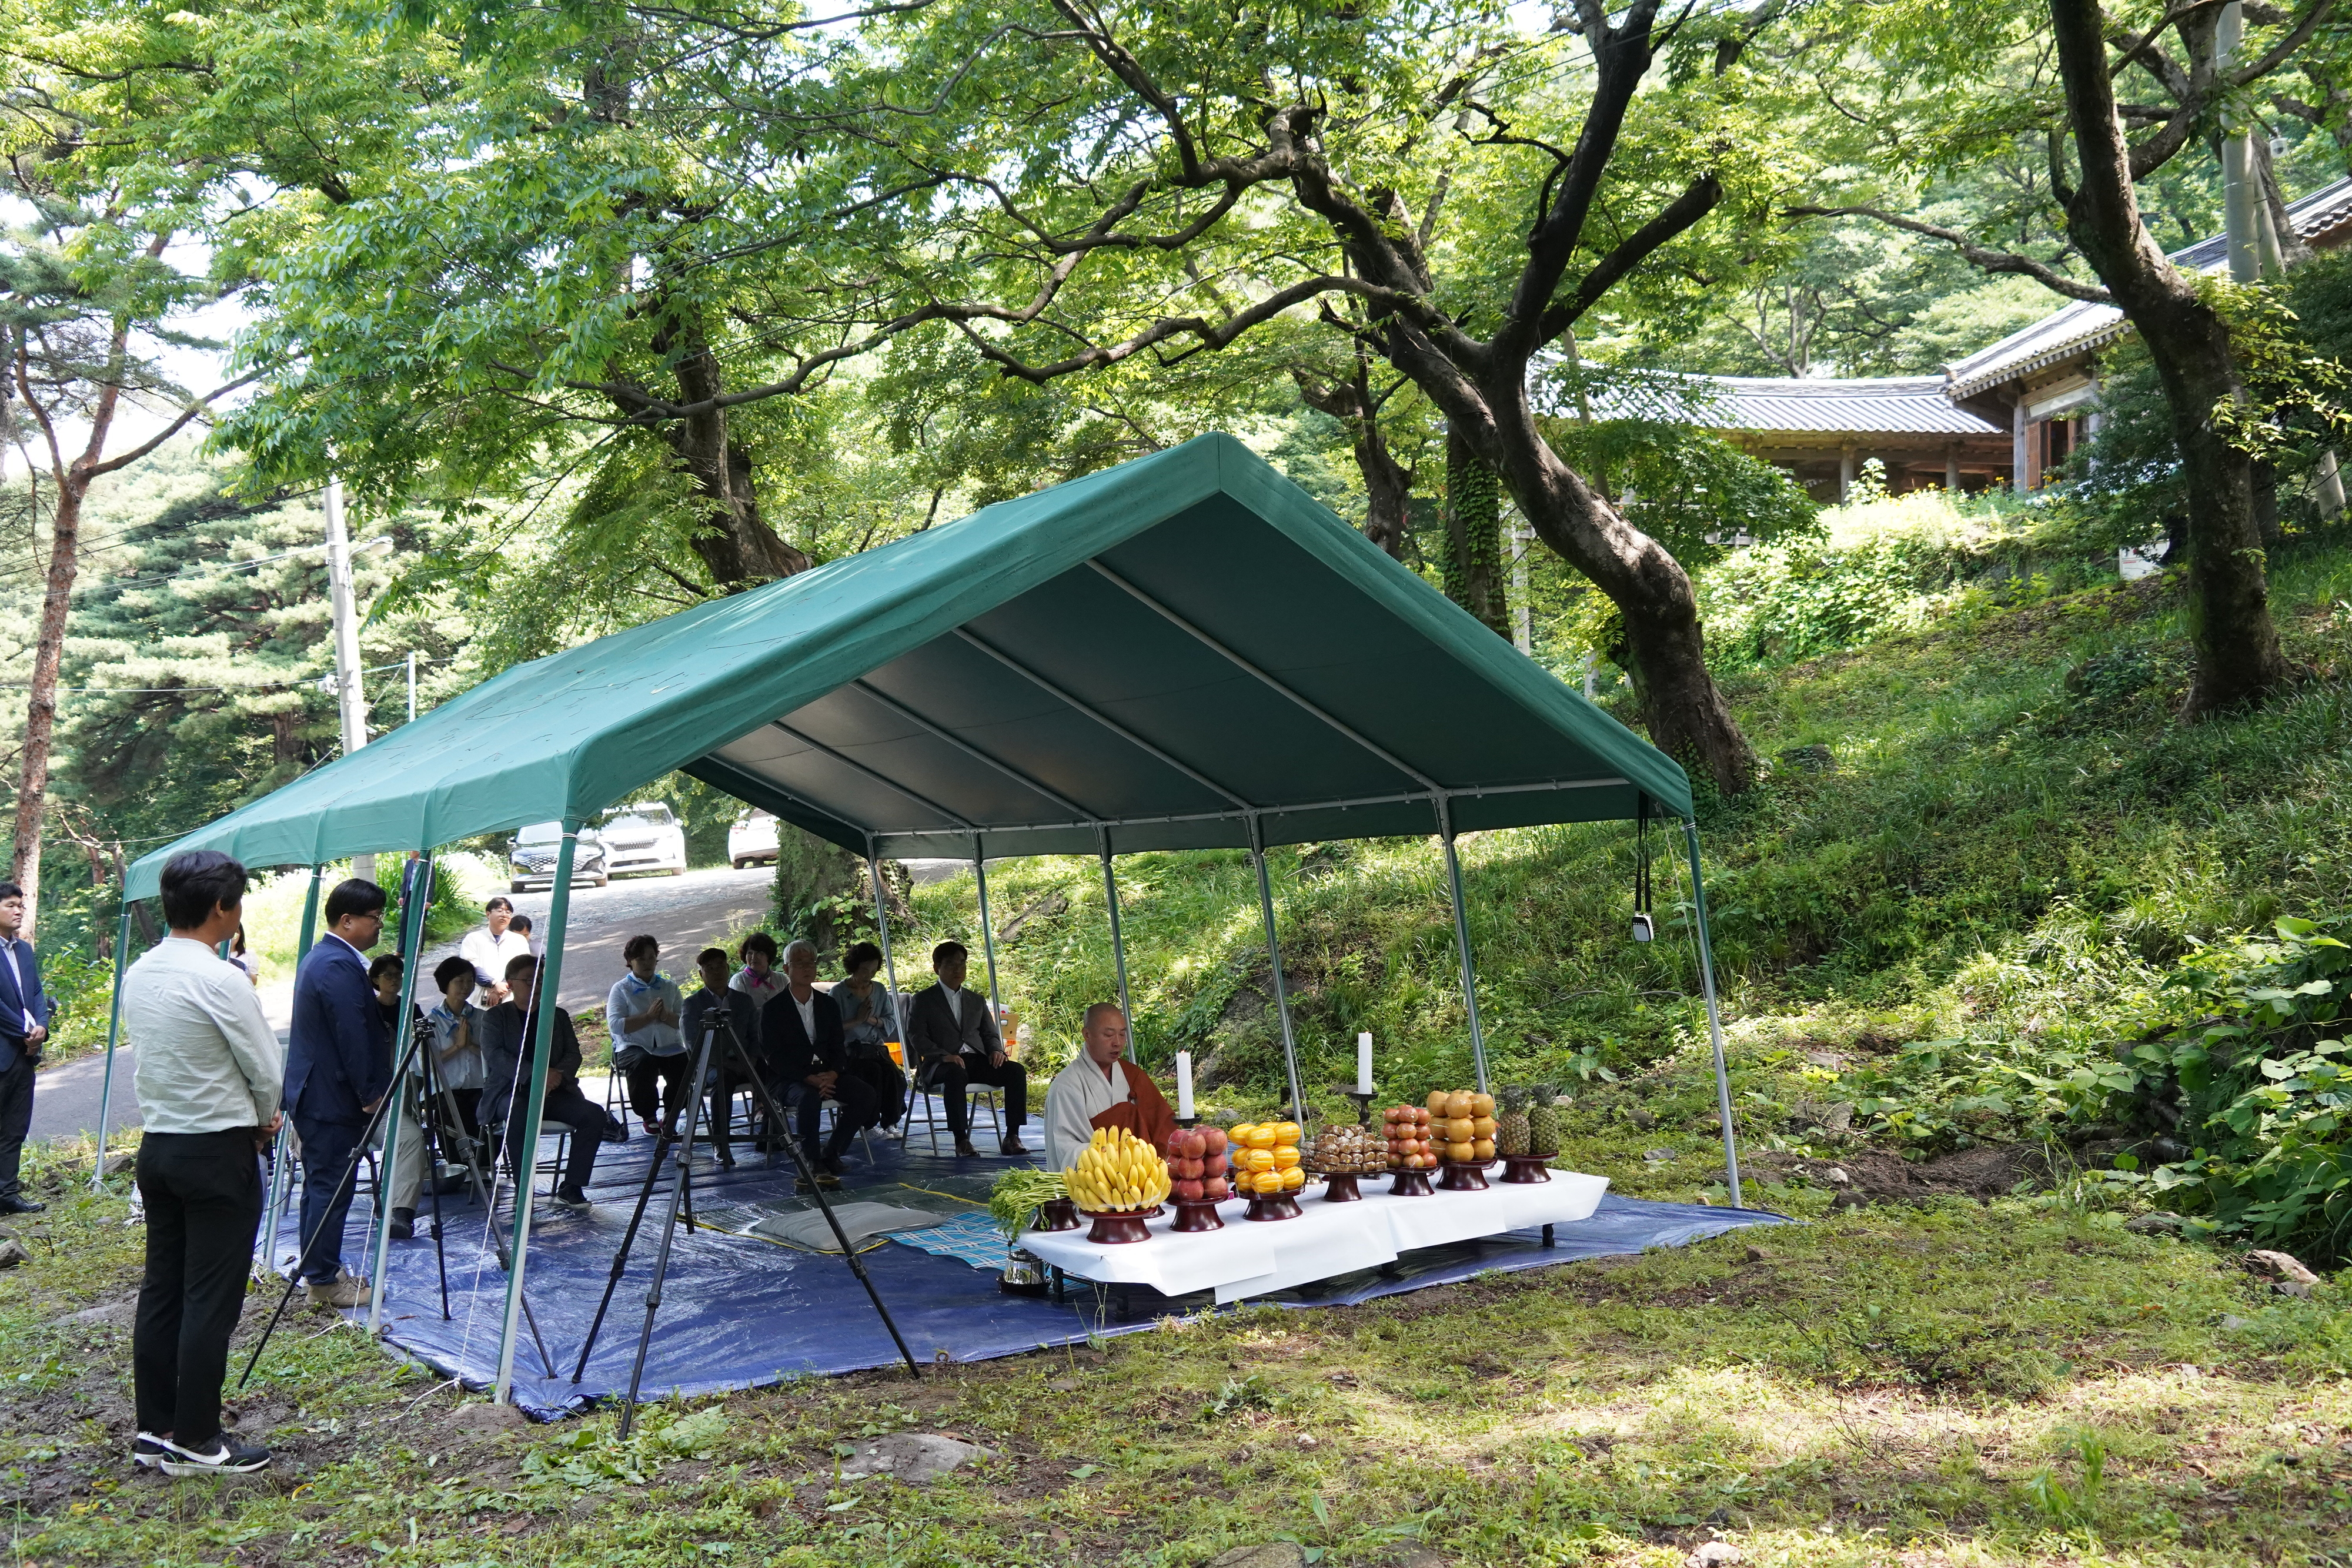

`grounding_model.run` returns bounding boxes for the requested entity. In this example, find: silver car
[598,801,689,877]
[509,822,609,892]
